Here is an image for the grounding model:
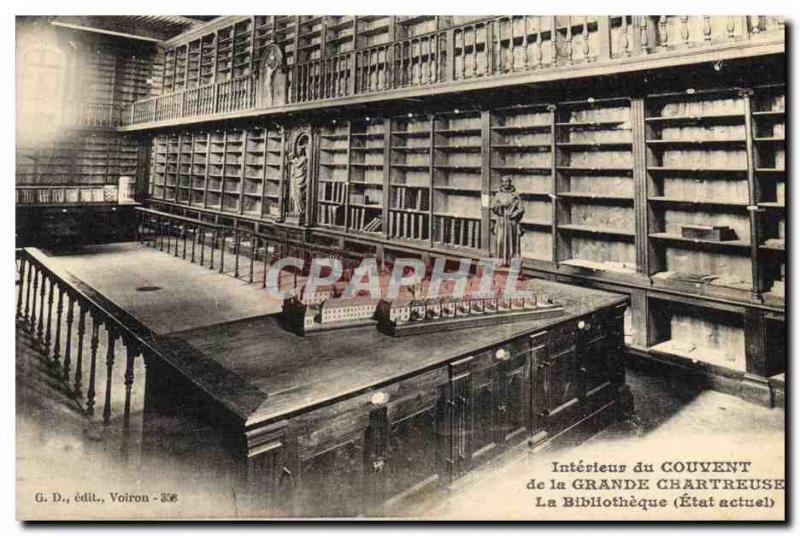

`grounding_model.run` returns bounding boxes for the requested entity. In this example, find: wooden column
[480,110,492,255]
[382,118,392,239]
[741,88,762,299]
[631,97,649,274]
